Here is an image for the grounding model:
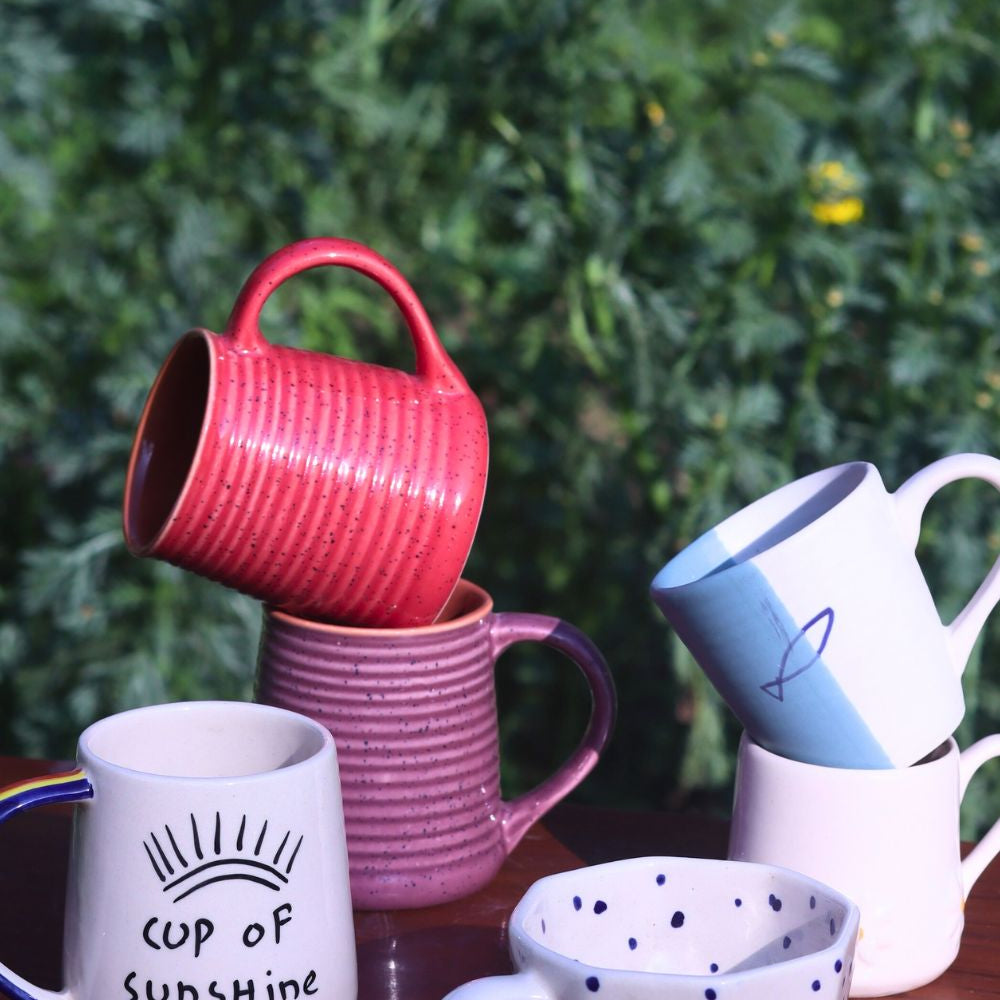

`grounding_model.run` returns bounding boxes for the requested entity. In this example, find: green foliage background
[3,0,1000,833]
